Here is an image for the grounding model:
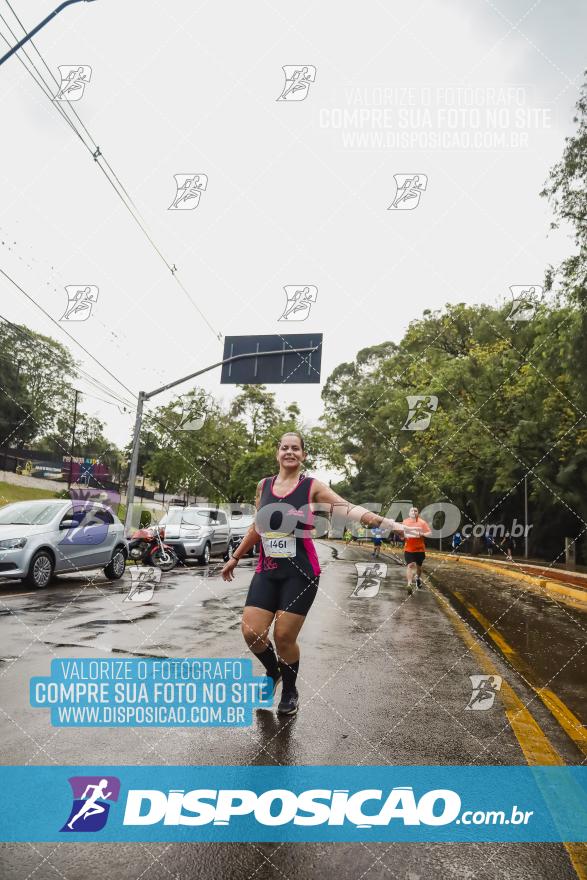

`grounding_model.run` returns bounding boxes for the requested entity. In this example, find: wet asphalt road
[429,554,587,731]
[0,542,584,879]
